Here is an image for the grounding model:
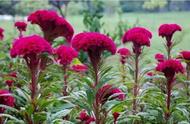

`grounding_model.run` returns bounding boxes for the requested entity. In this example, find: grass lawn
[0,11,190,59]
